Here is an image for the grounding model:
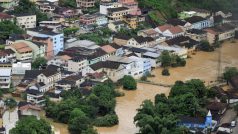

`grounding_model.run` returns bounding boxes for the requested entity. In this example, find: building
[6,42,33,61]
[166,18,191,30]
[155,24,184,39]
[113,34,131,46]
[39,21,62,31]
[37,68,61,91]
[207,102,227,115]
[205,23,236,44]
[118,0,141,15]
[36,1,56,14]
[123,14,138,29]
[32,36,54,59]
[107,7,129,22]
[26,88,45,106]
[18,101,41,119]
[137,28,160,38]
[0,0,18,9]
[0,68,11,89]
[76,0,95,9]
[0,49,16,63]
[0,12,13,22]
[178,111,213,131]
[15,14,36,29]
[12,62,31,75]
[86,56,151,81]
[27,27,64,55]
[186,29,207,42]
[94,12,108,26]
[108,21,128,32]
[55,74,84,90]
[185,16,213,30]
[80,14,96,25]
[127,36,155,48]
[100,2,122,15]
